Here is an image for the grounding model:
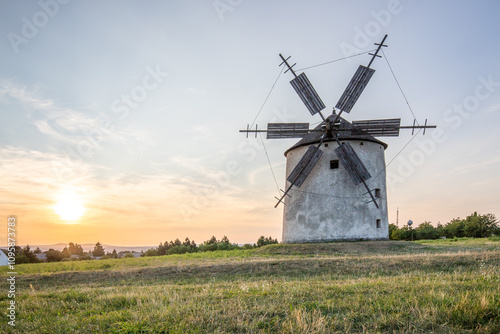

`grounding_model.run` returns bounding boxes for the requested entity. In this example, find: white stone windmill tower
[241,35,436,243]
